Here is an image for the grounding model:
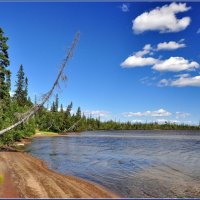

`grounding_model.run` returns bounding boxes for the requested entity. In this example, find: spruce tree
[14,64,26,106]
[60,104,64,113]
[51,101,56,112]
[0,27,10,102]
[65,102,73,117]
[76,107,81,120]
